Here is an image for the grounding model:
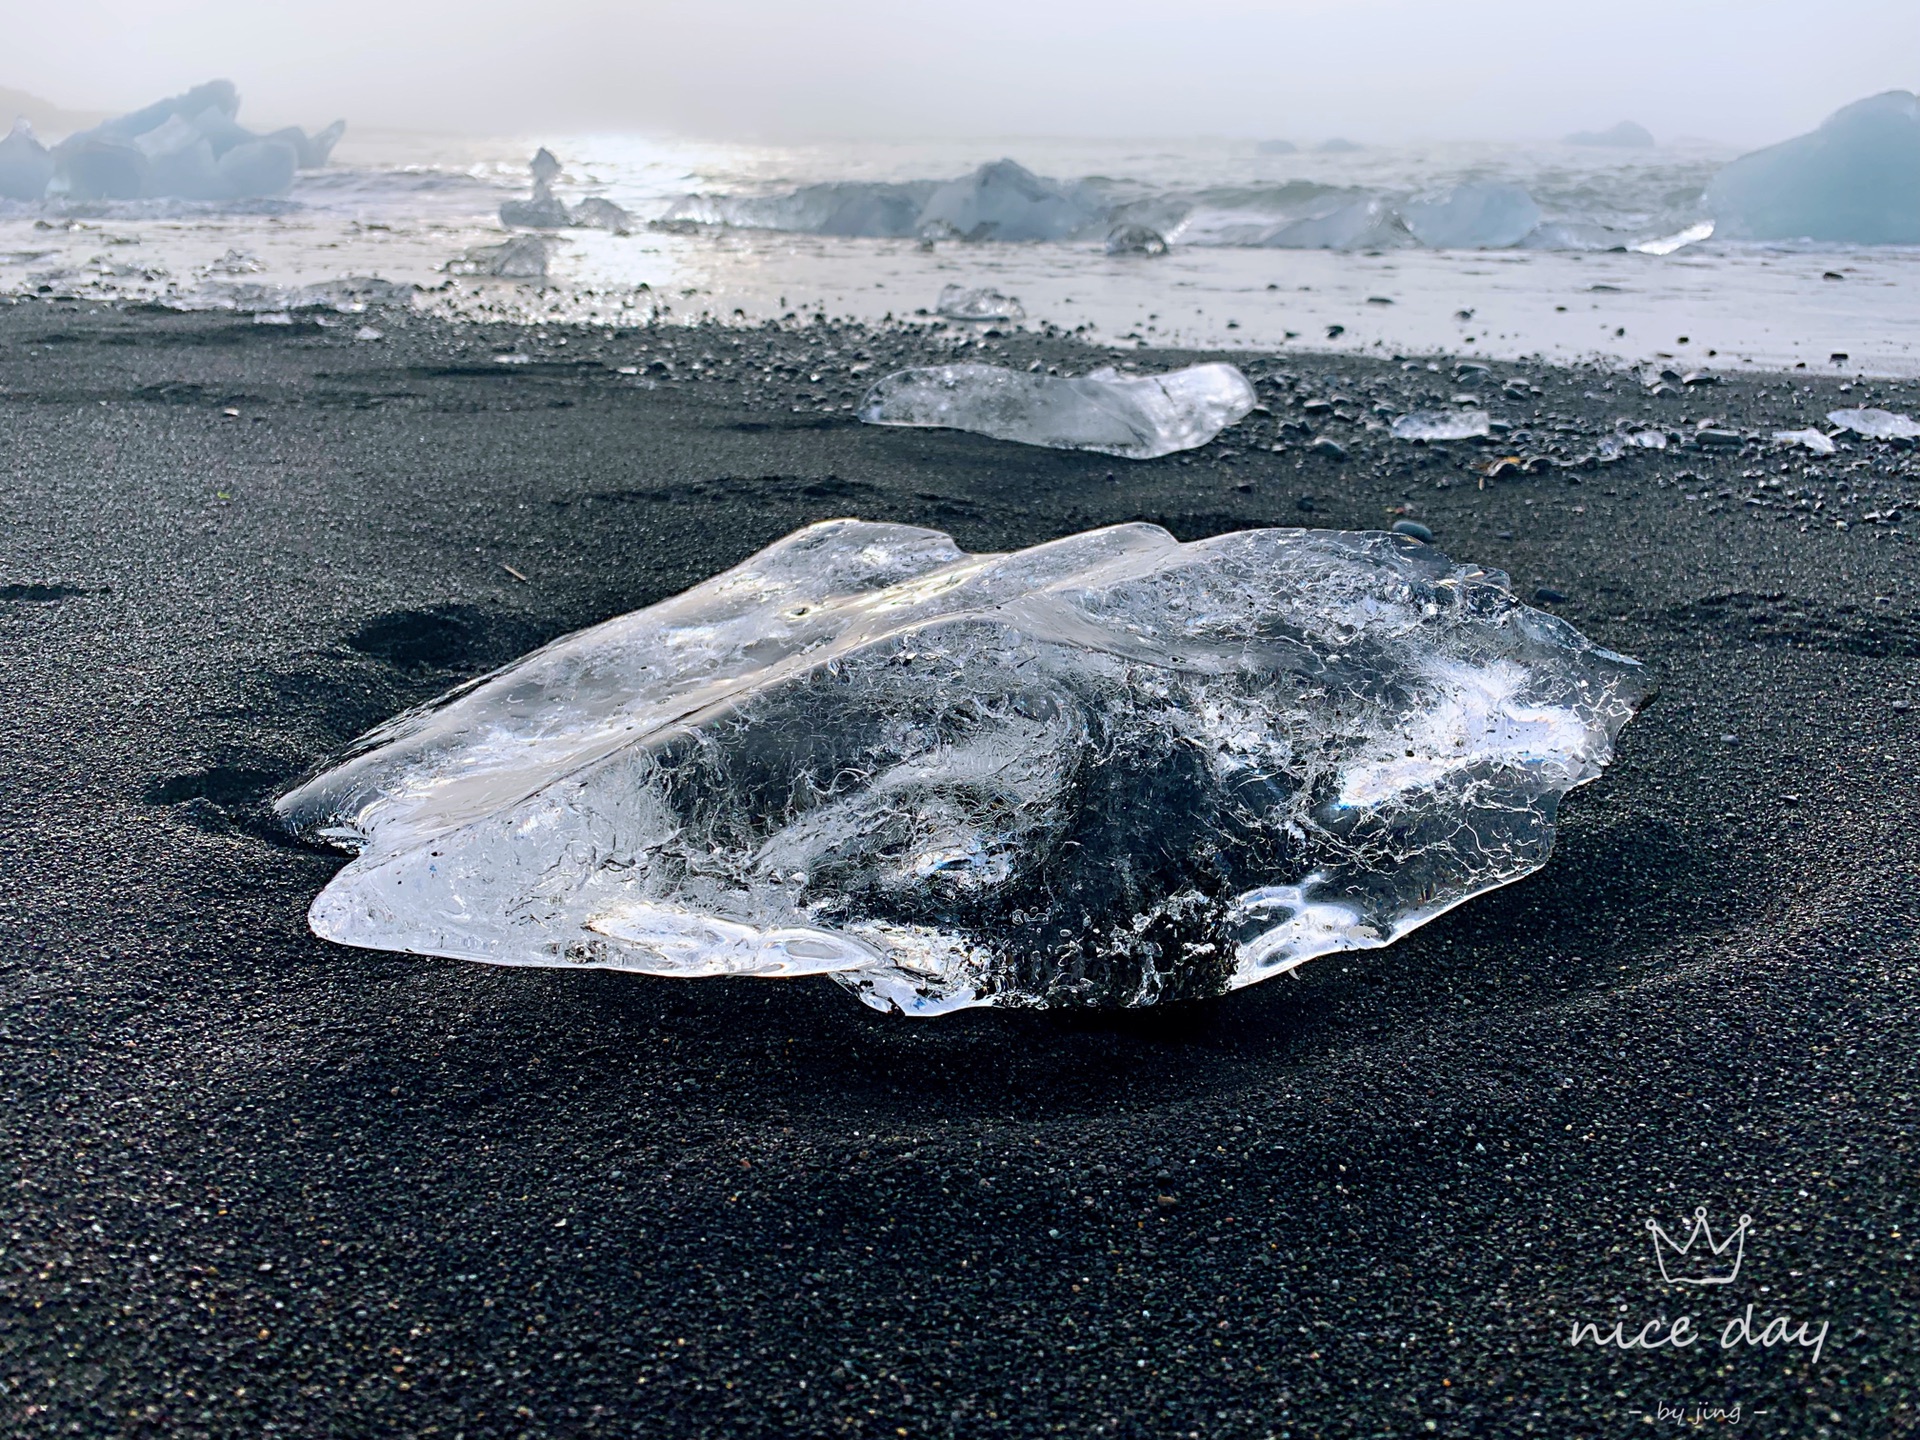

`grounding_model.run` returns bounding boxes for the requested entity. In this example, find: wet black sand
[1,299,1916,1438]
